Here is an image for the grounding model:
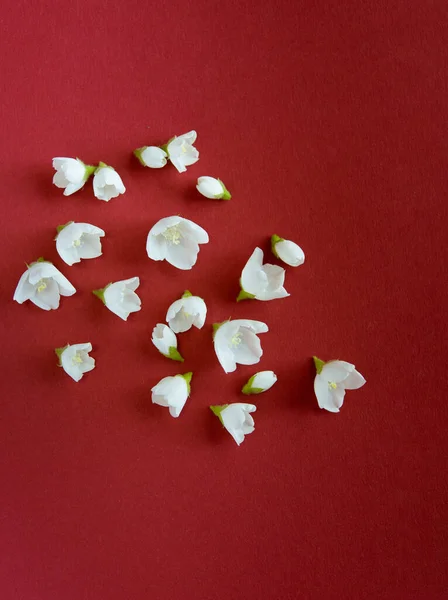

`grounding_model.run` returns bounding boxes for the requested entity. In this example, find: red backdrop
[1,1,447,598]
